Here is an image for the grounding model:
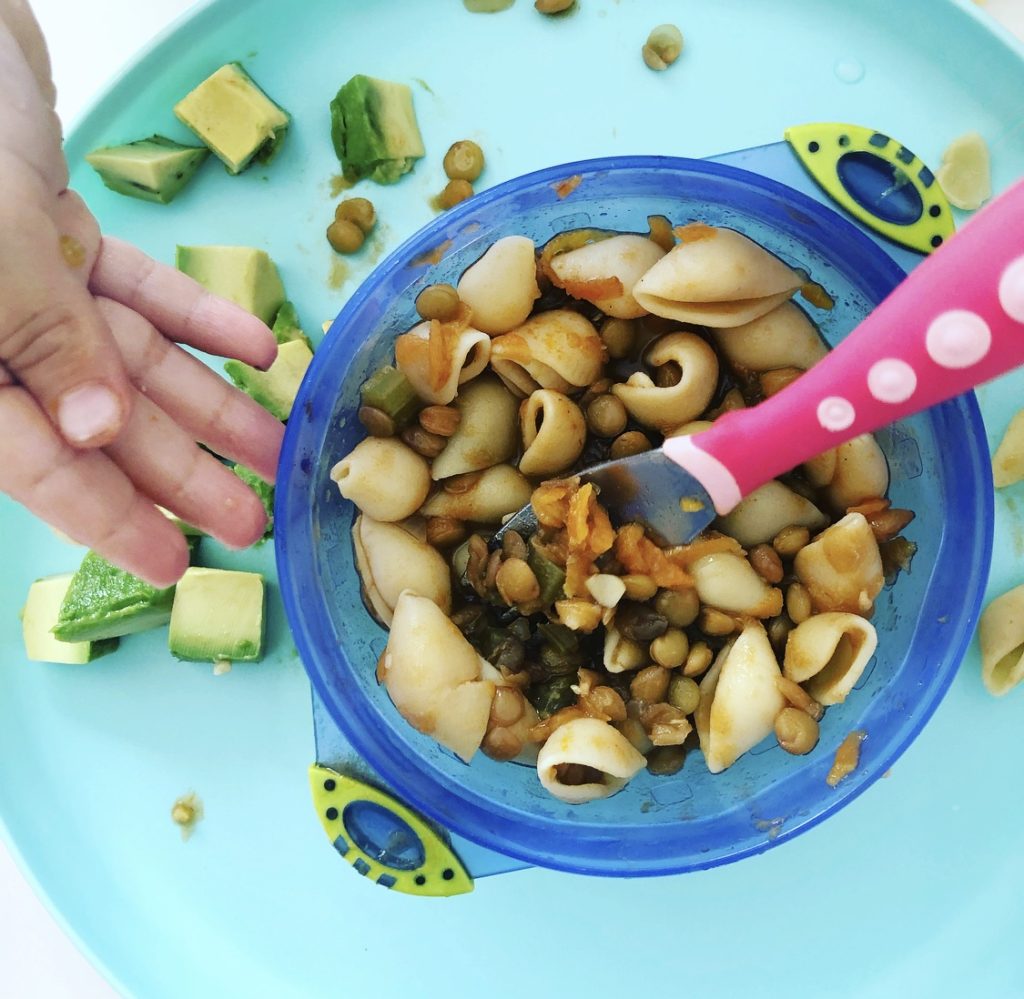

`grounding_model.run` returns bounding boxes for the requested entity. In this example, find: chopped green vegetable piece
[330,75,425,184]
[174,62,290,174]
[22,574,119,664]
[528,544,566,606]
[85,135,209,204]
[271,301,313,349]
[53,552,179,643]
[224,338,313,421]
[527,674,577,718]
[536,621,578,654]
[360,365,420,429]
[233,465,274,538]
[176,245,285,325]
[168,567,266,663]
